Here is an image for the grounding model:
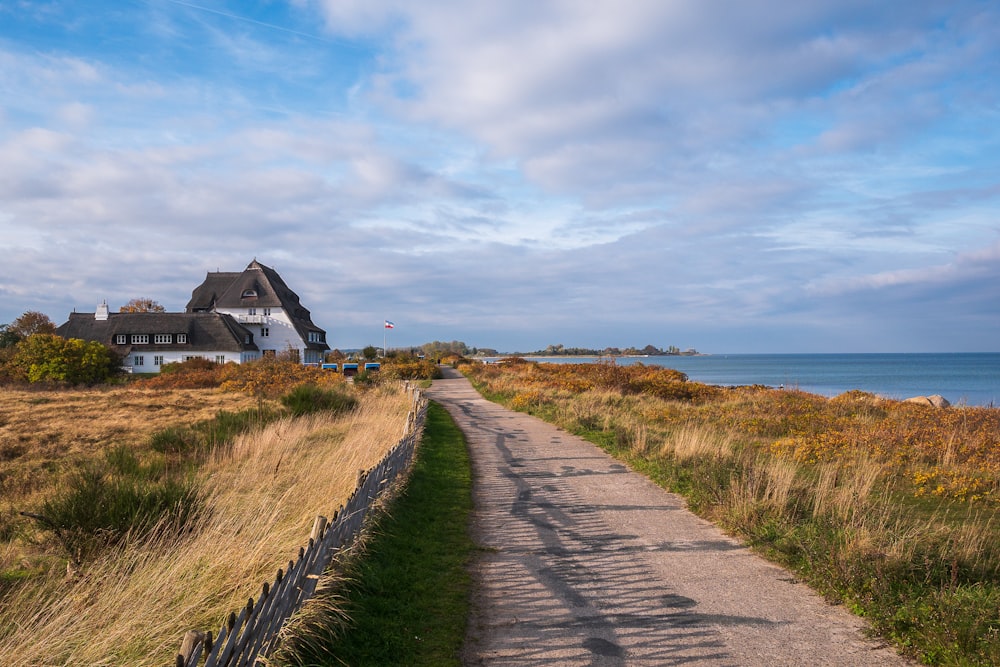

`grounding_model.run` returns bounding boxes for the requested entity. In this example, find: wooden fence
[177,388,427,667]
